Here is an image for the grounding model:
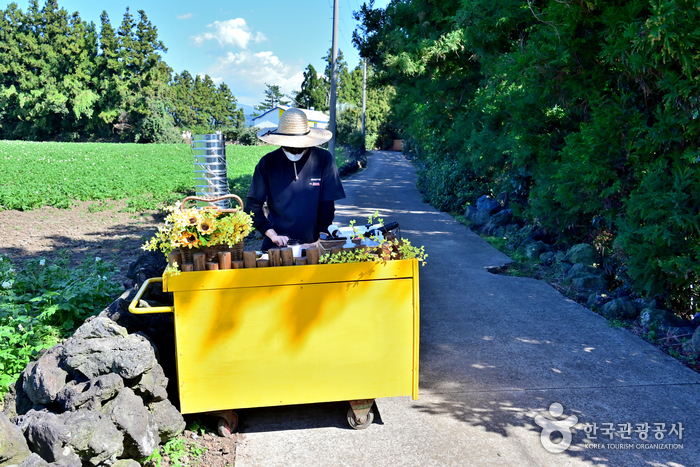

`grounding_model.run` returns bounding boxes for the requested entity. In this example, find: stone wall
[1,313,184,466]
